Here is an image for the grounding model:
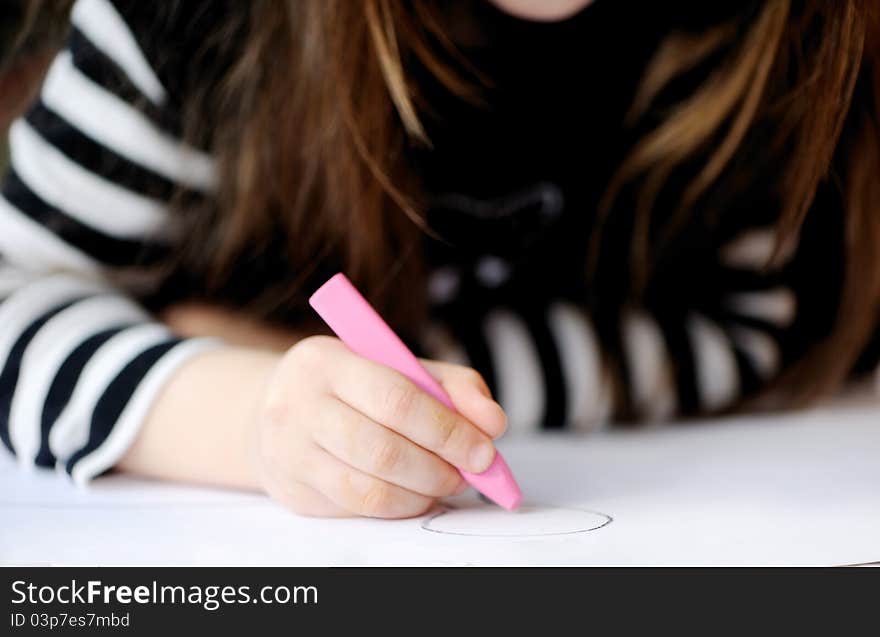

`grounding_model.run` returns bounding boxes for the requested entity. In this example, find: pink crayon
[309,273,523,511]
